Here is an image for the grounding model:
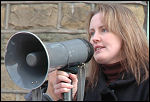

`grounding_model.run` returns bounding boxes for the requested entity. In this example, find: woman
[50,3,149,101]
[83,3,149,101]
[25,3,149,101]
